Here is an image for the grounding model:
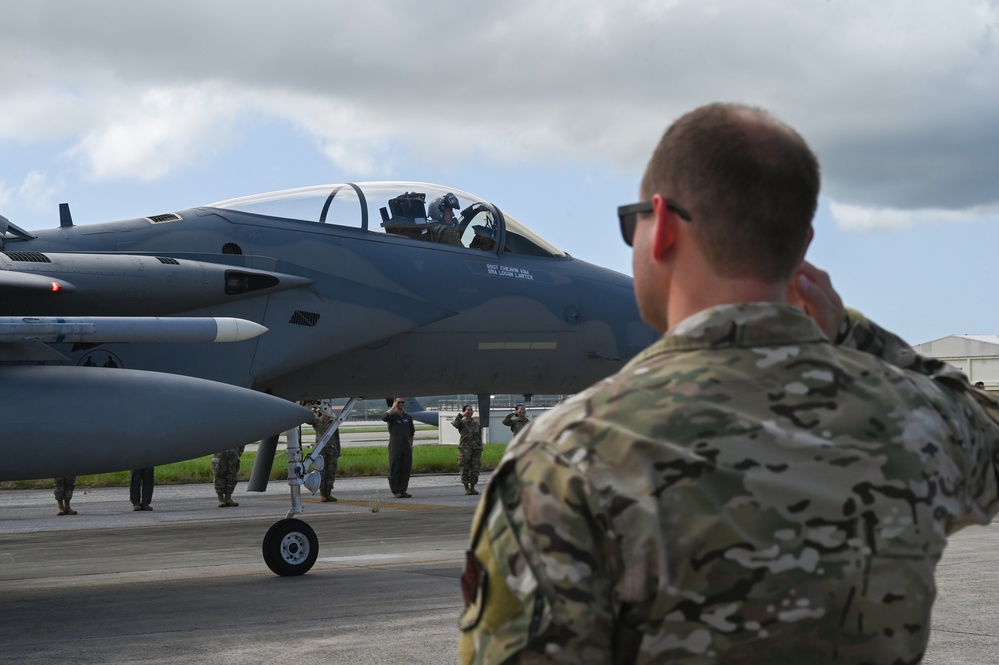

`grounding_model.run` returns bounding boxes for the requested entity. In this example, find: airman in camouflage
[309,400,341,502]
[459,103,999,664]
[53,476,77,516]
[501,404,530,435]
[212,447,242,507]
[453,405,483,495]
